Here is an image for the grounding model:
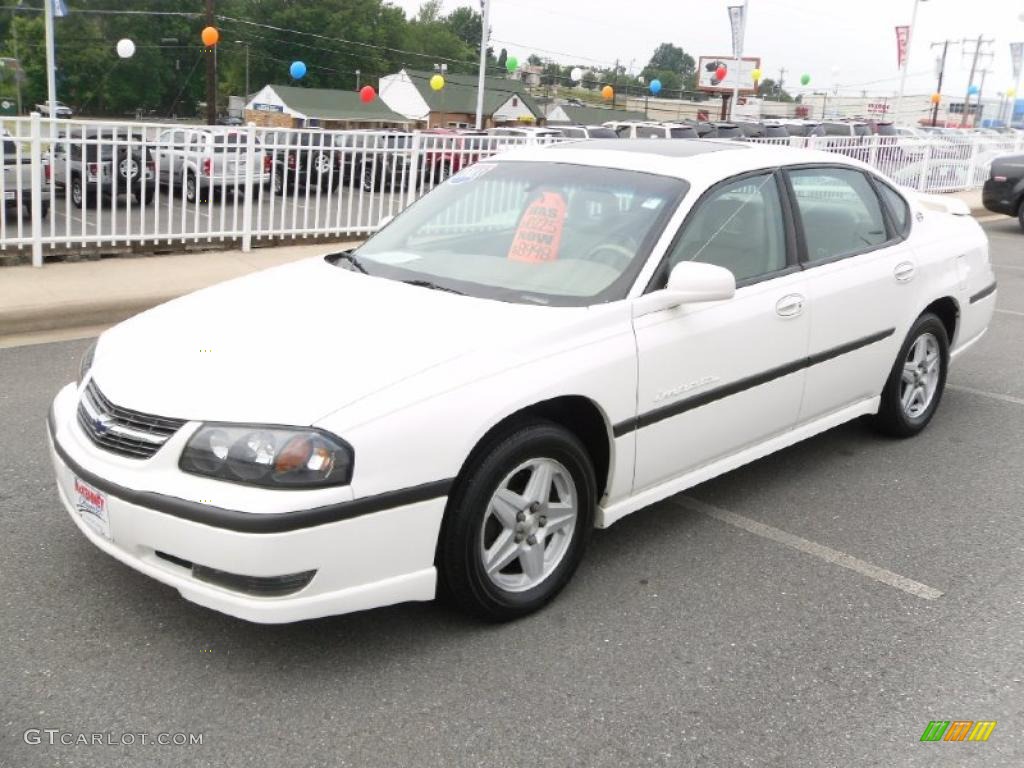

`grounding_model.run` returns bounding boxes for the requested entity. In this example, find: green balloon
[800,73,811,85]
[506,56,518,73]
